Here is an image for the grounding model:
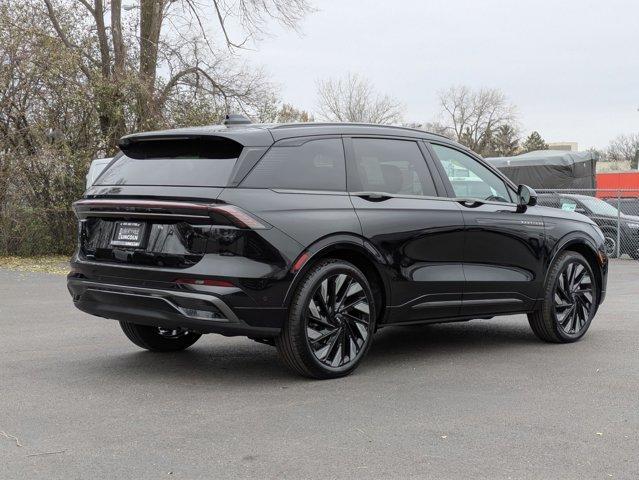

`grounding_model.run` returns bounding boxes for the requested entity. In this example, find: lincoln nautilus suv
[68,116,608,378]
